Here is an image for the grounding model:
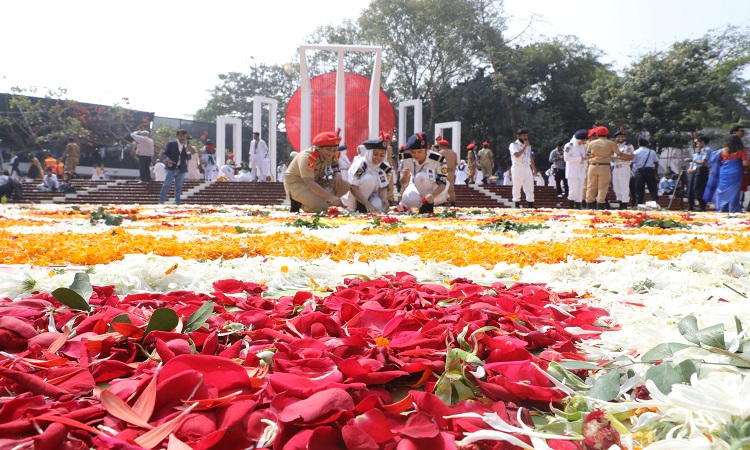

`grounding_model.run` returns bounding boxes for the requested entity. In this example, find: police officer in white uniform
[342,139,392,213]
[564,129,590,209]
[399,132,449,214]
[612,129,635,209]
